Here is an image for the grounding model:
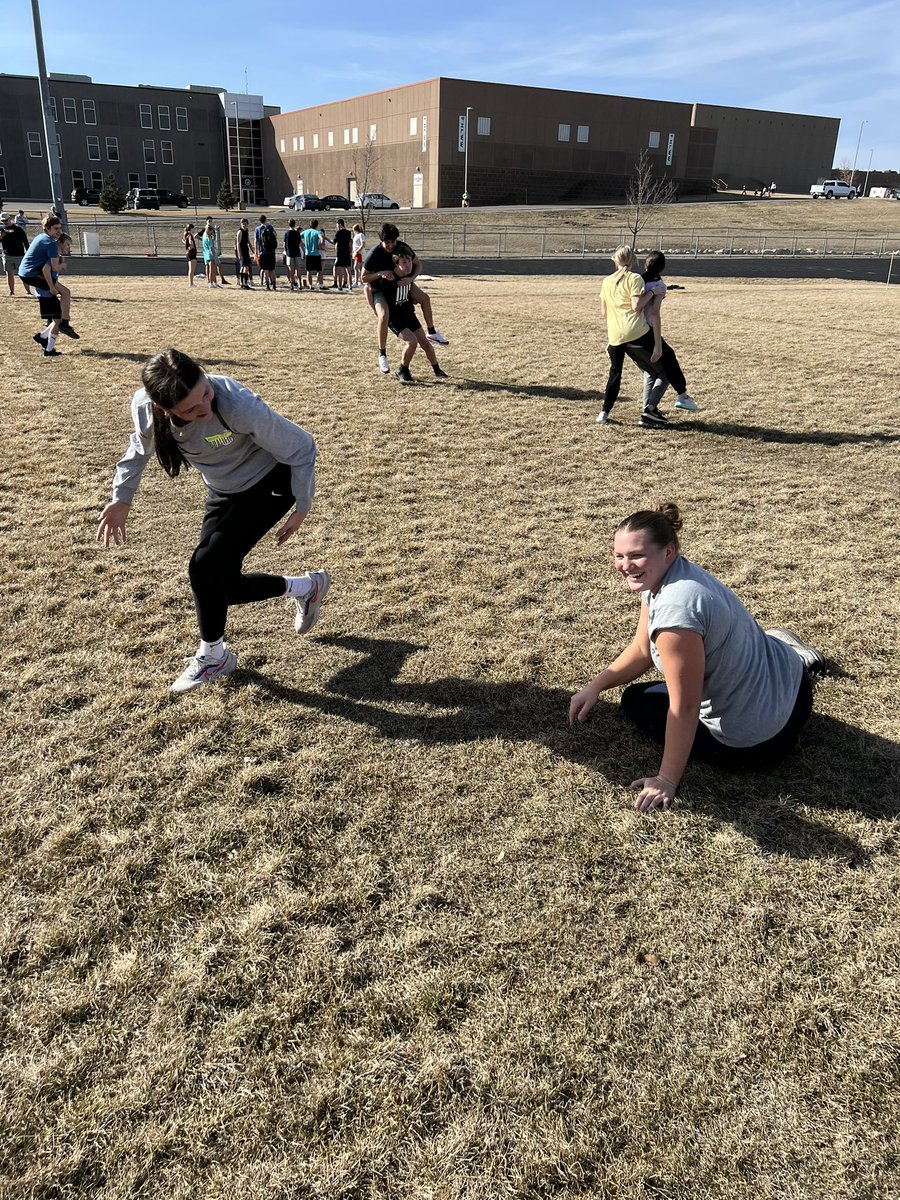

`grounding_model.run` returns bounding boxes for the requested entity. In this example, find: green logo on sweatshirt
[205,430,234,447]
